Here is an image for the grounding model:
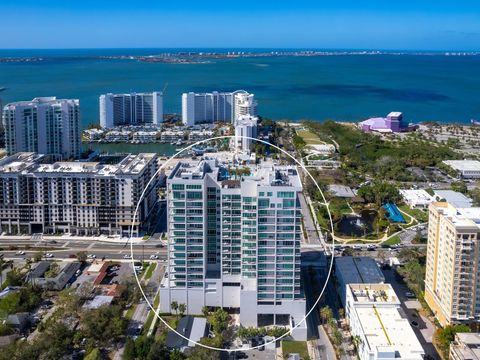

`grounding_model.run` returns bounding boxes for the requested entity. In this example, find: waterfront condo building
[0,152,161,236]
[159,158,306,339]
[181,90,257,126]
[234,115,258,153]
[425,202,480,326]
[2,97,81,160]
[99,92,163,128]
